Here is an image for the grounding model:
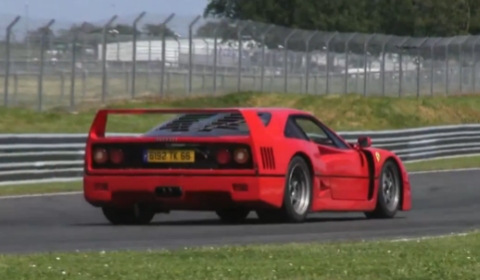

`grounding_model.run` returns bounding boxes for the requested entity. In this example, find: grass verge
[1,156,479,197]
[0,231,478,279]
[4,92,480,133]
[404,155,480,171]
[0,181,82,196]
